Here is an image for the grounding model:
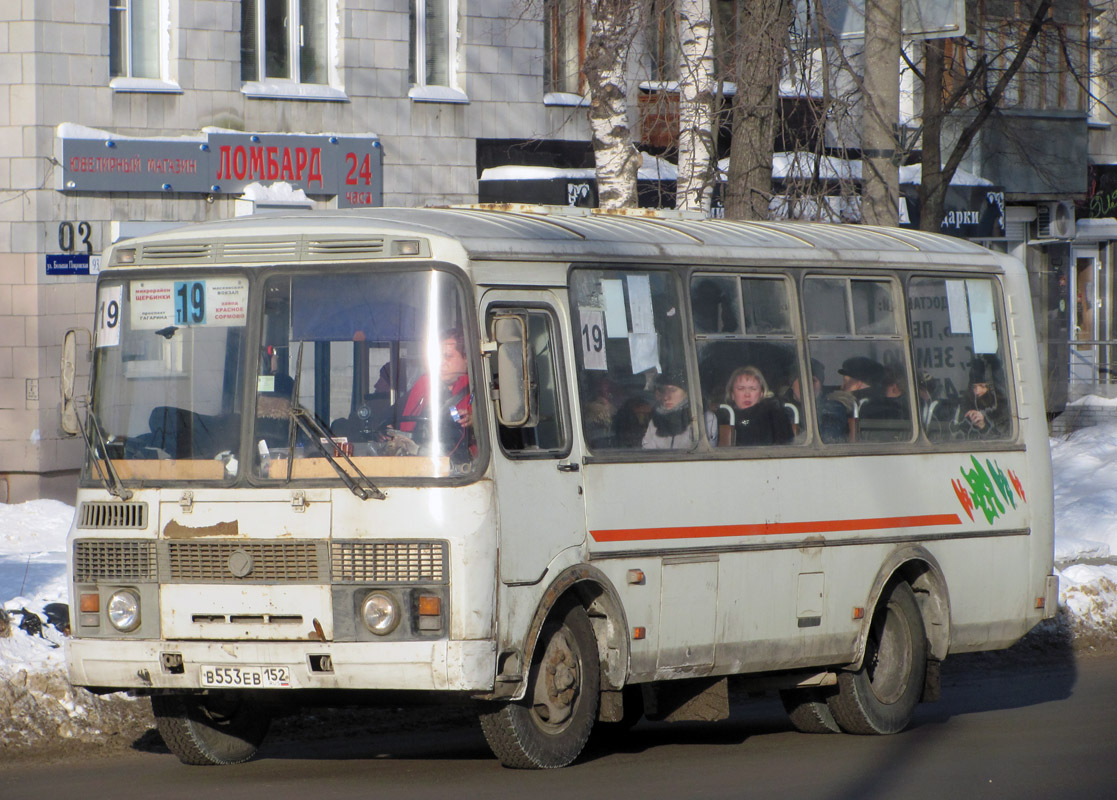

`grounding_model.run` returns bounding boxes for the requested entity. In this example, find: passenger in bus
[781,358,823,433]
[859,367,909,421]
[642,371,715,449]
[717,366,793,446]
[398,328,475,462]
[957,354,1008,437]
[818,356,886,442]
[614,393,653,448]
[583,374,620,449]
